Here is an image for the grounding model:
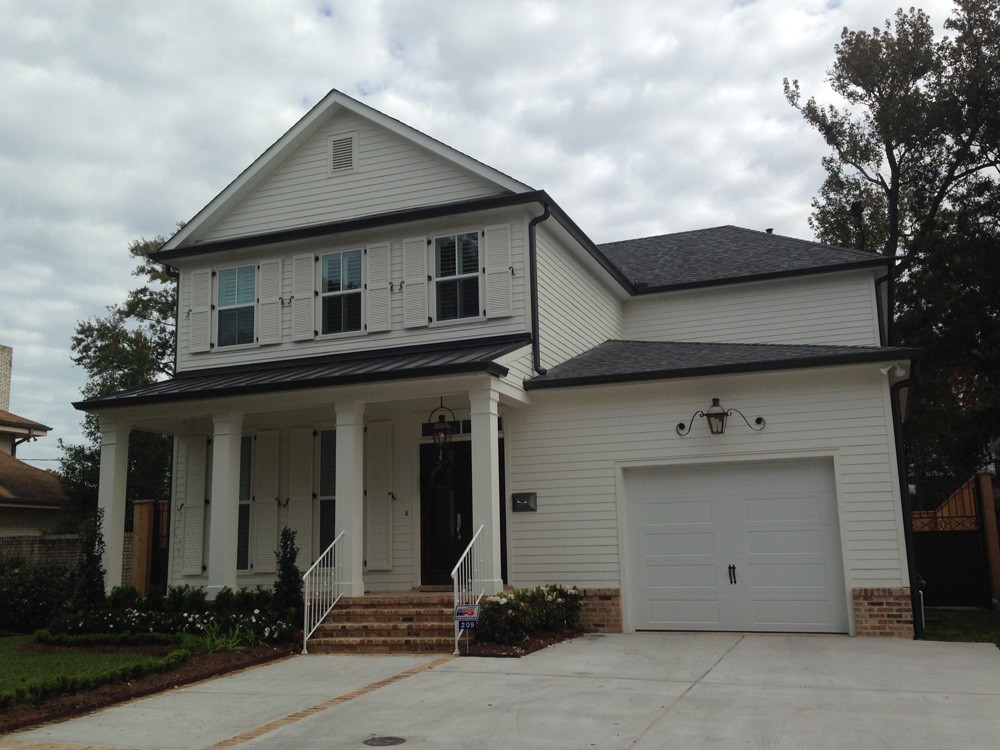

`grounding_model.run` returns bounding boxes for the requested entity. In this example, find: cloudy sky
[1,0,956,468]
